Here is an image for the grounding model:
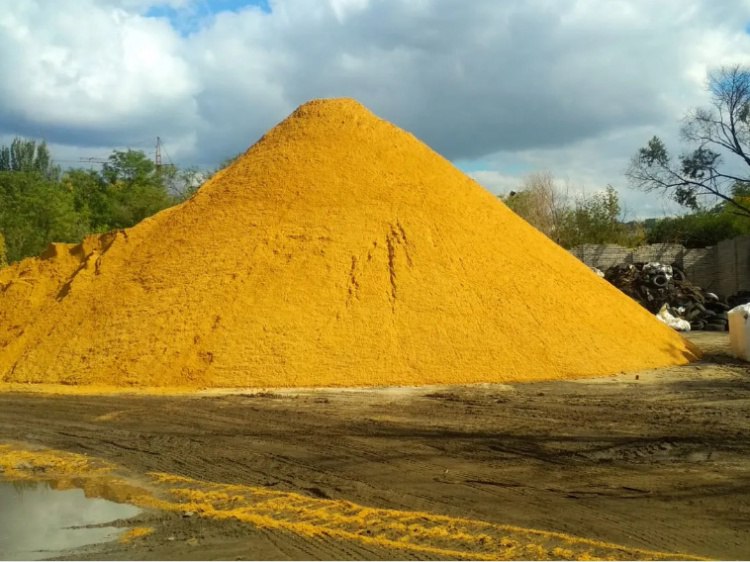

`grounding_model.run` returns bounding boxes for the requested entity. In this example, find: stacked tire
[604,262,729,331]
